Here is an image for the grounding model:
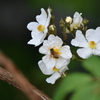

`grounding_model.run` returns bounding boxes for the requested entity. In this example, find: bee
[50,48,59,58]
